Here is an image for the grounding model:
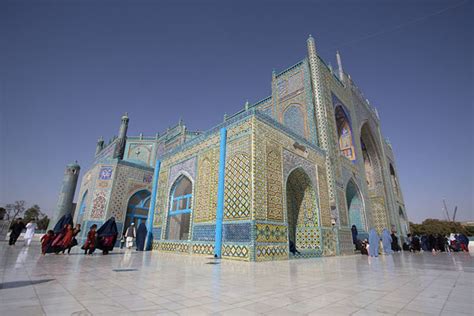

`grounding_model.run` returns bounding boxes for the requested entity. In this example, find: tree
[24,204,42,222]
[5,201,26,221]
[410,219,471,236]
[0,207,5,220]
[37,216,50,230]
